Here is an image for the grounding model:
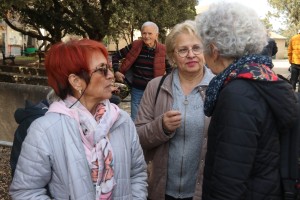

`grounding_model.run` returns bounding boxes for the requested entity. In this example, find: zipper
[178,96,189,197]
